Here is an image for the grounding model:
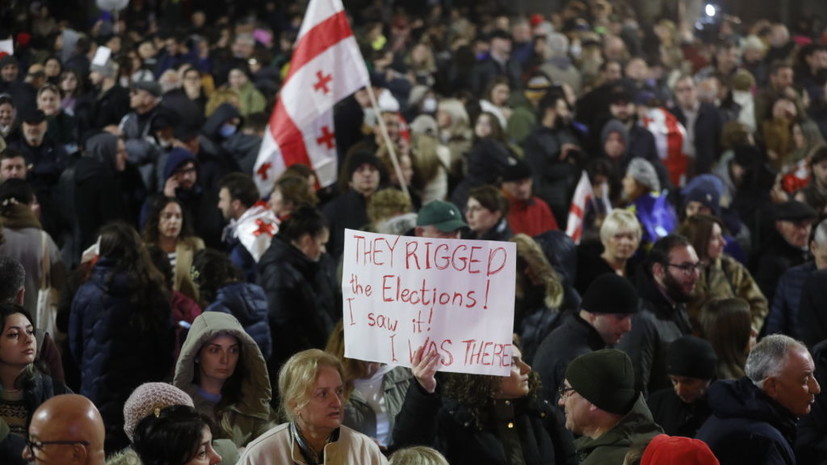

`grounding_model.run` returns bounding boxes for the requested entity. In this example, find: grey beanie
[626,158,660,193]
[601,119,629,148]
